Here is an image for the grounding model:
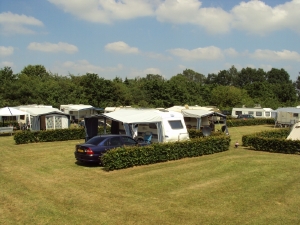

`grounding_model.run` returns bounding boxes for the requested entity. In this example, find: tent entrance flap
[123,123,132,136]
